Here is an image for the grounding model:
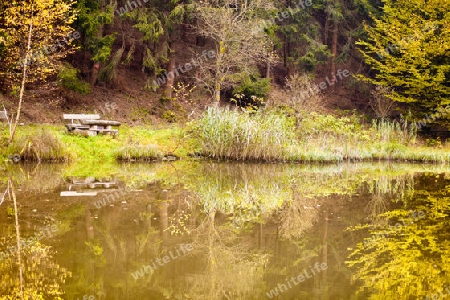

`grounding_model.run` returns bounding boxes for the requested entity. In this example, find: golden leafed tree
[0,0,77,142]
[357,0,450,124]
